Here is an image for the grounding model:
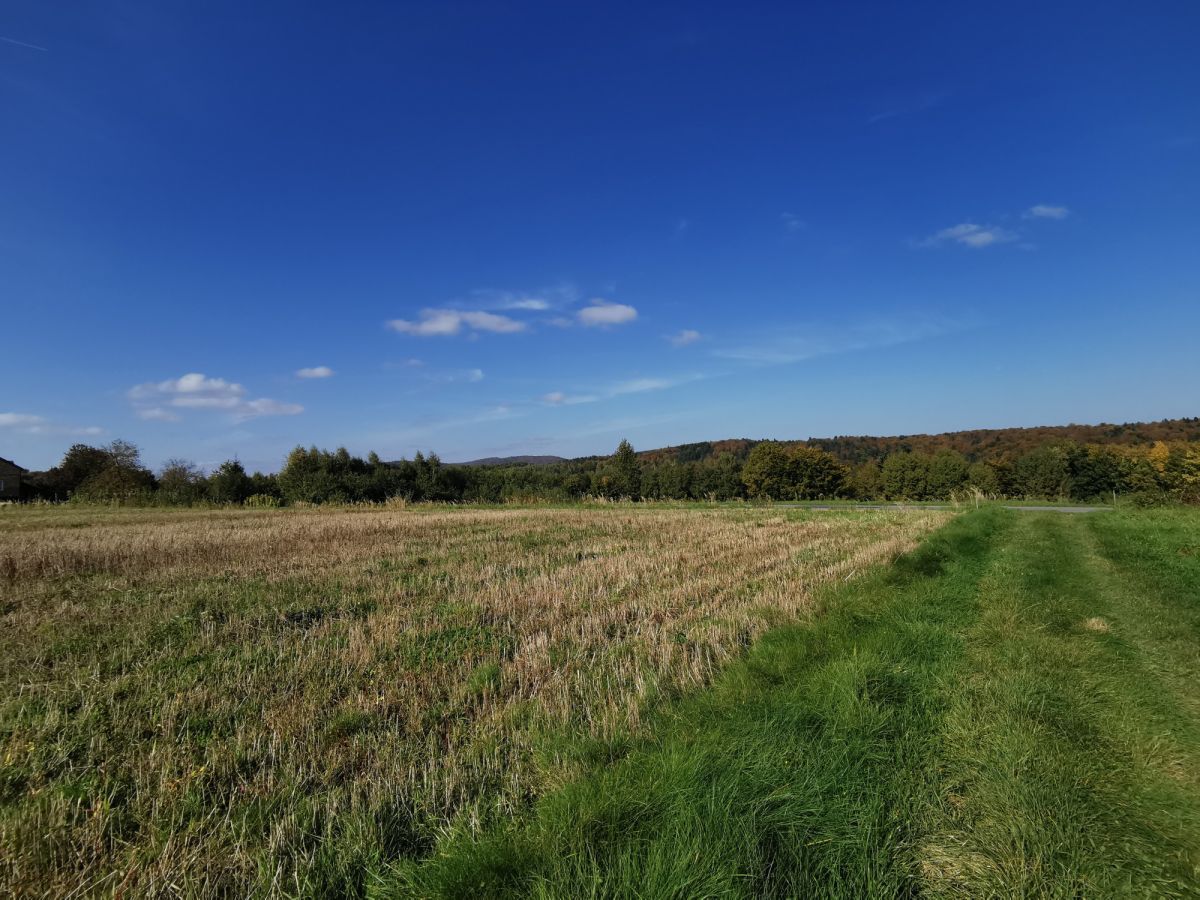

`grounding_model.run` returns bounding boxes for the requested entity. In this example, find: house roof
[0,457,27,473]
